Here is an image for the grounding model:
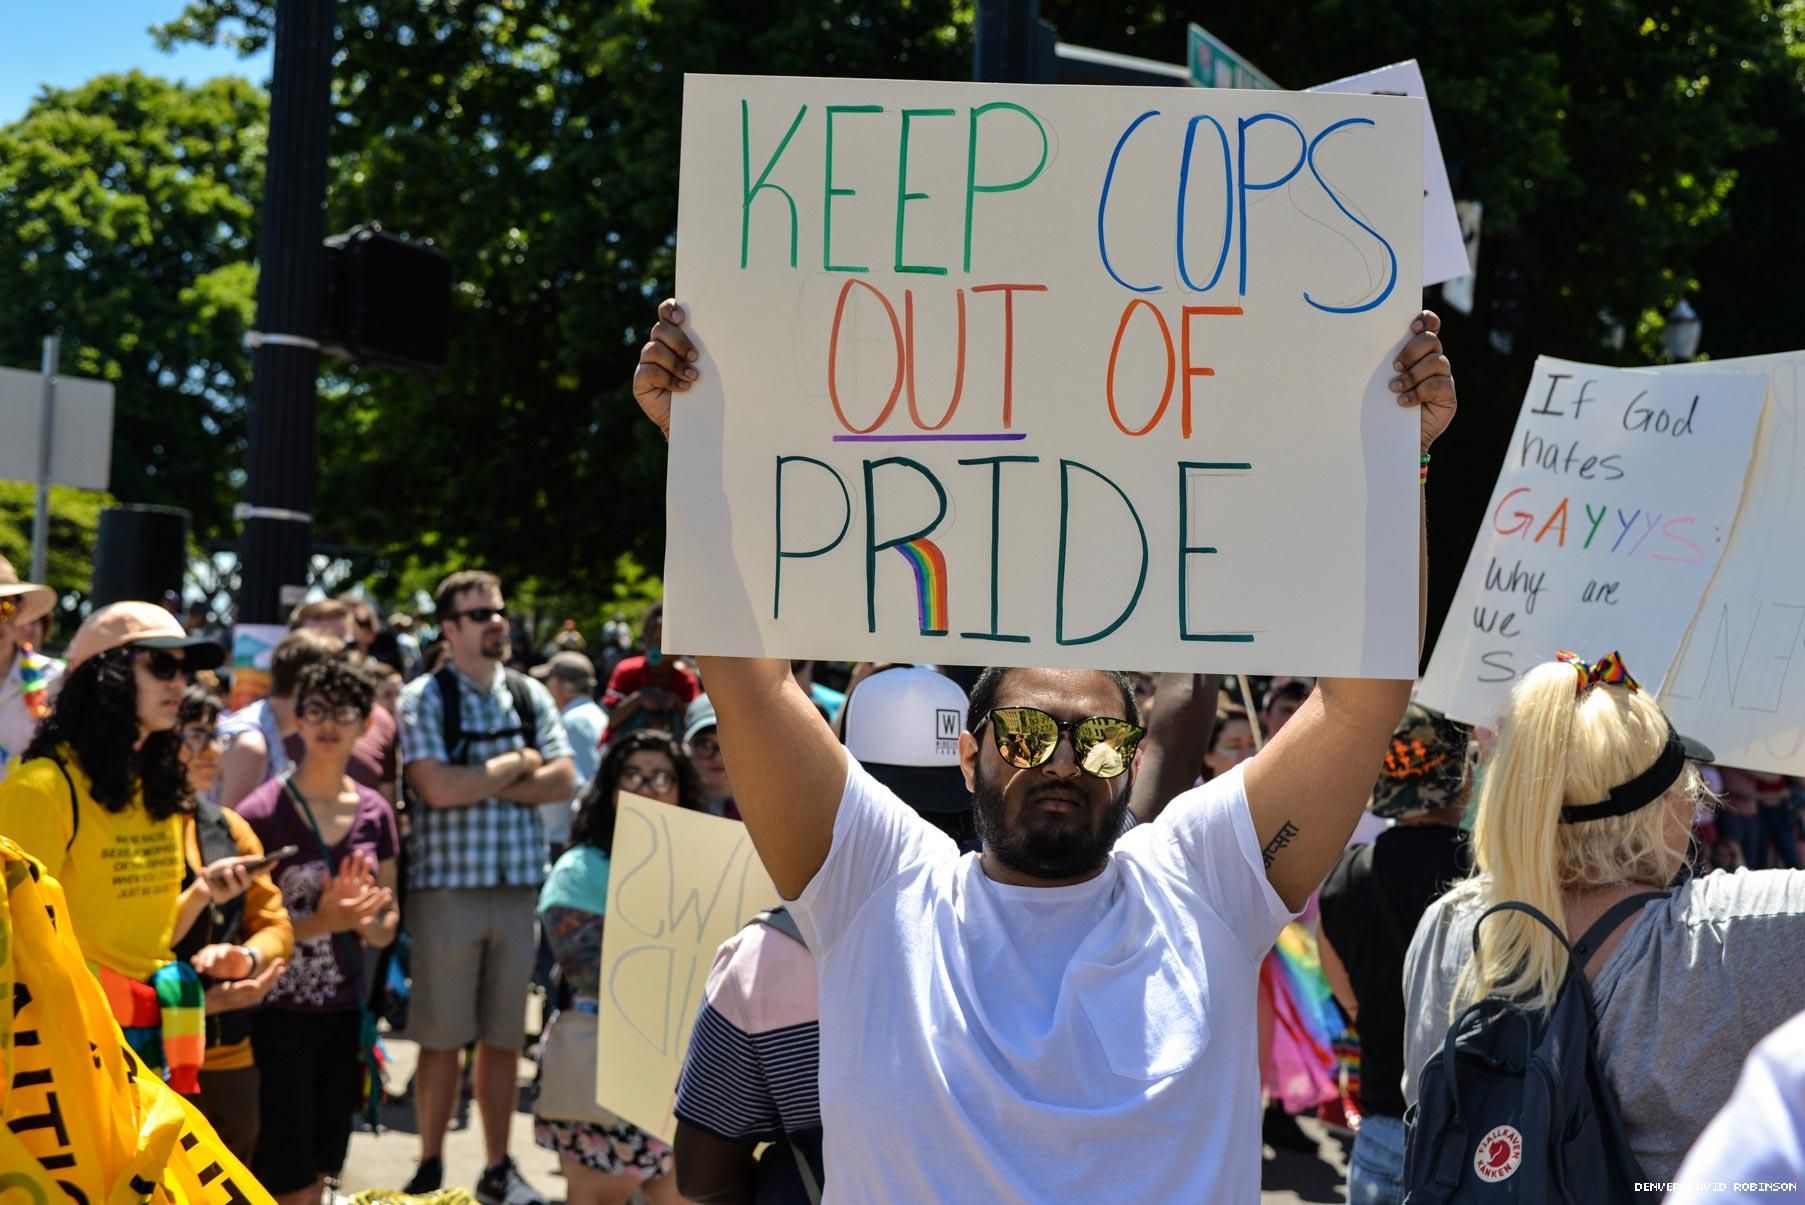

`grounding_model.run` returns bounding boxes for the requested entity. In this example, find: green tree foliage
[1040,2,1787,355]
[157,0,970,604]
[124,1,1805,629]
[1036,1,1797,656]
[0,484,118,624]
[0,73,266,538]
